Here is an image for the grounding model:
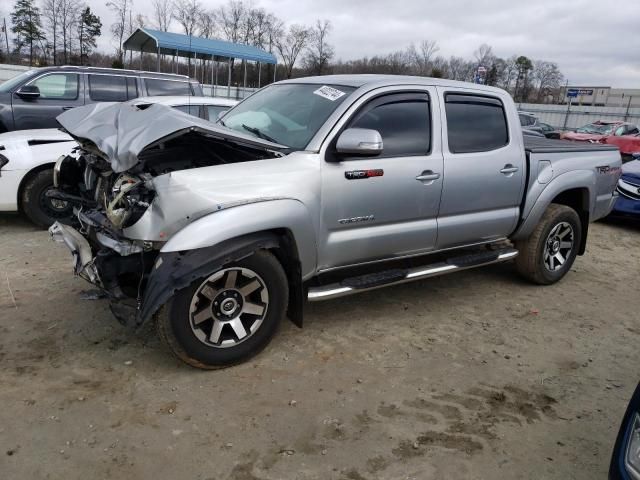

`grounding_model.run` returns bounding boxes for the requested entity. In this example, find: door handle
[500,164,519,175]
[416,170,441,182]
[62,106,74,111]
